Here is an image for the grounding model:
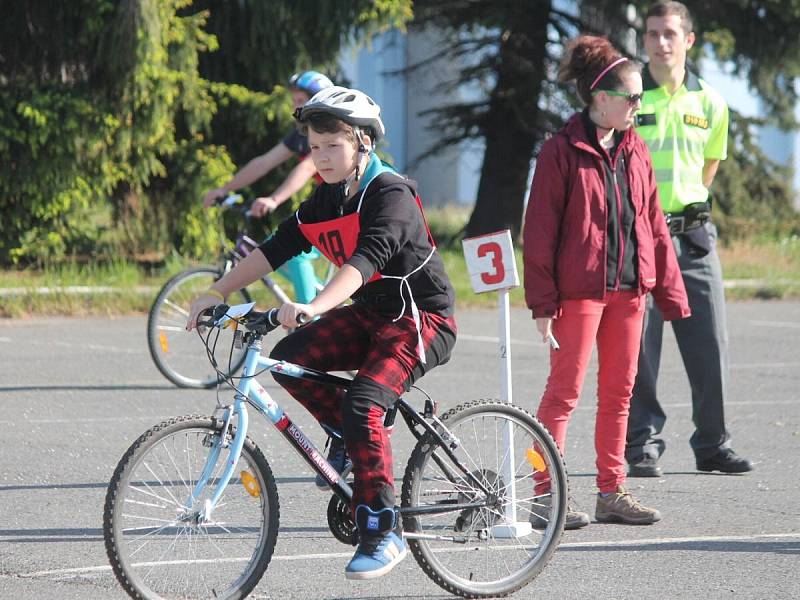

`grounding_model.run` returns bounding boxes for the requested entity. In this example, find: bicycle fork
[184,403,246,524]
